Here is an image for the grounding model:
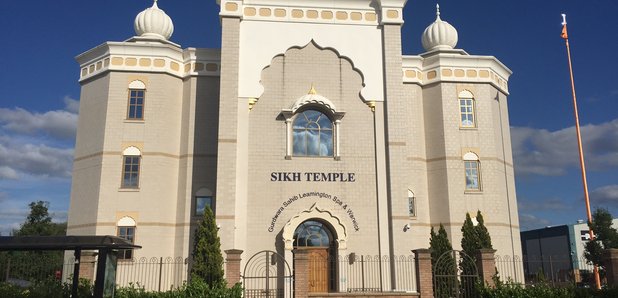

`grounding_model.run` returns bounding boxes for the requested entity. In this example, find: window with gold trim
[292,109,334,157]
[463,152,481,191]
[121,146,141,189]
[459,90,475,128]
[117,216,136,260]
[127,80,146,120]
